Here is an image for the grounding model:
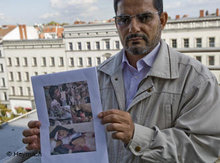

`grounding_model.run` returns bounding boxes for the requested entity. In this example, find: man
[22,0,220,162]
